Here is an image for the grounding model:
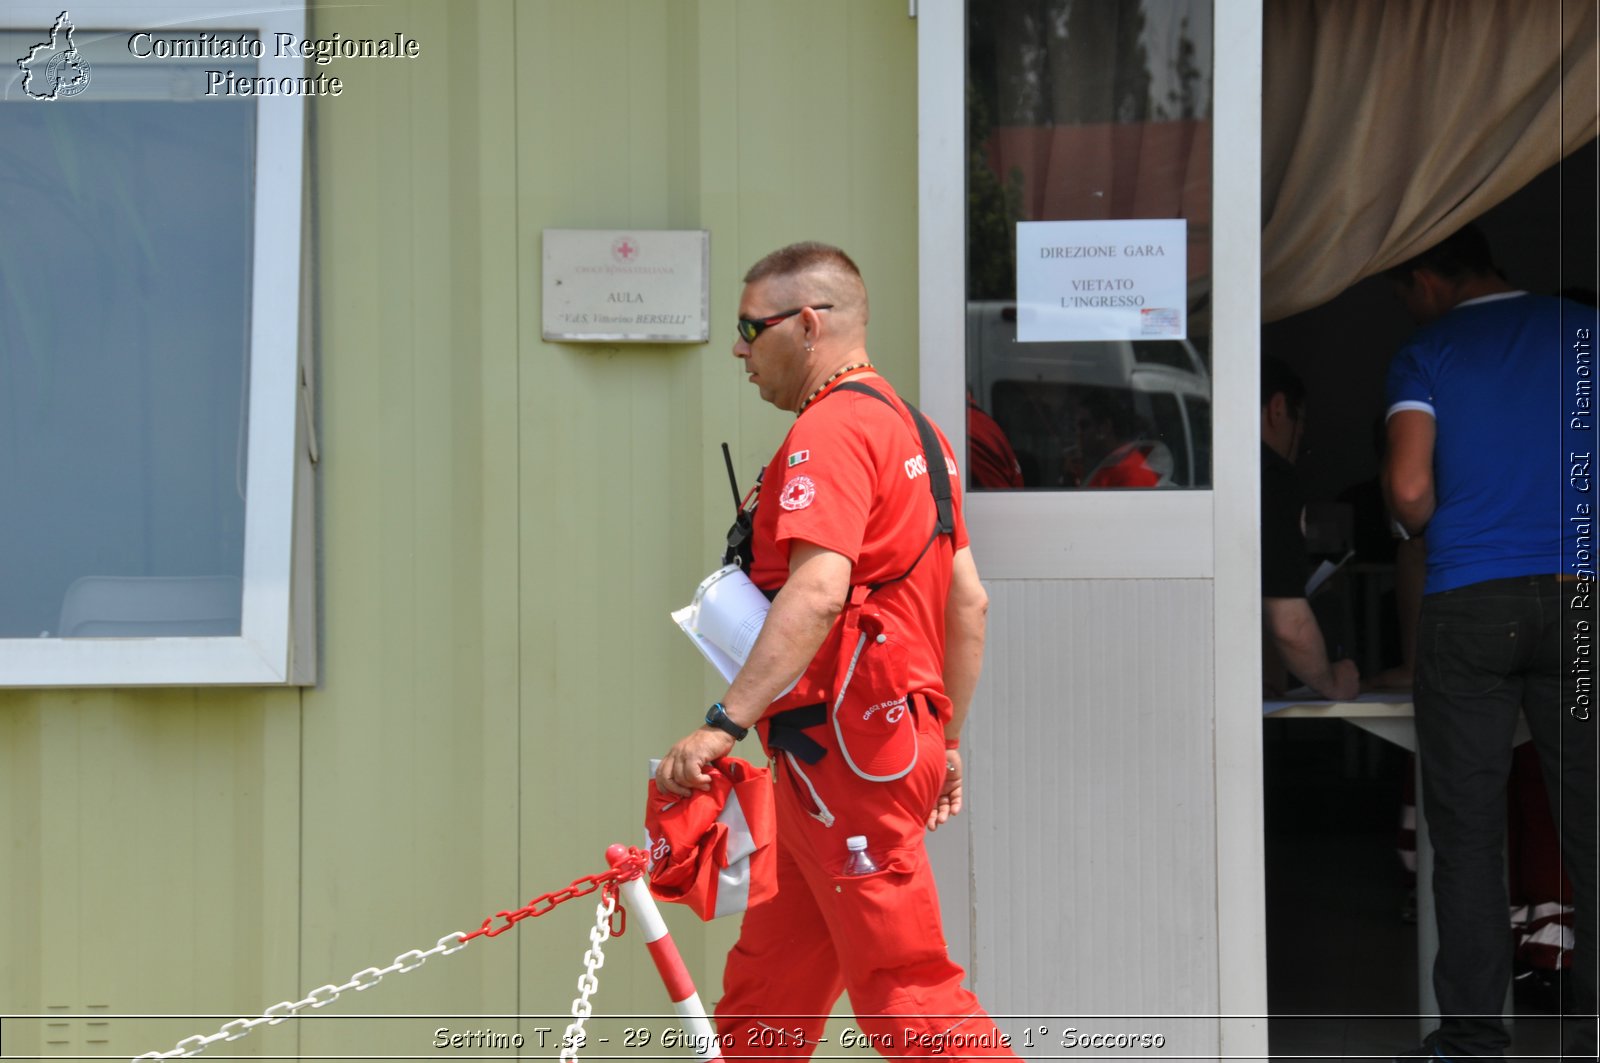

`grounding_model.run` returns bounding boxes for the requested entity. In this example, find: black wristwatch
[703,702,748,741]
